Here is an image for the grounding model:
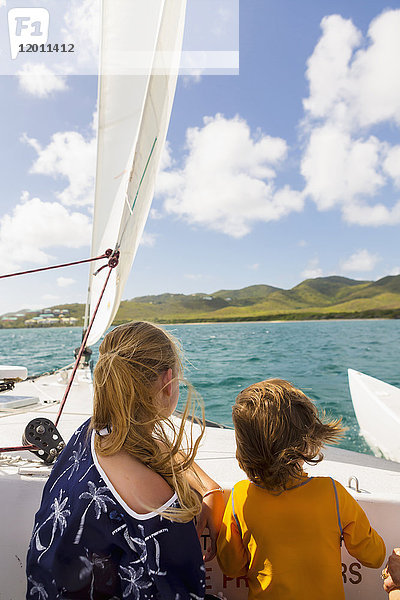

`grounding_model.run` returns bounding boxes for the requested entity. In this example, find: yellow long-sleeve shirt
[217,476,385,600]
